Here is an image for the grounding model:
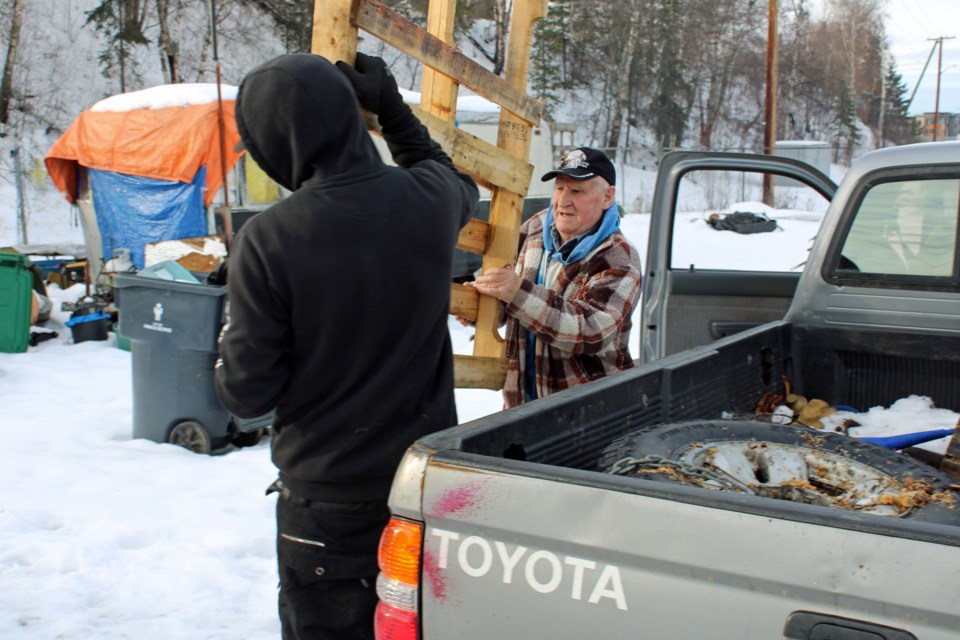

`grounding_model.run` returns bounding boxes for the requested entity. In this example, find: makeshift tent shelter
[45,84,244,281]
